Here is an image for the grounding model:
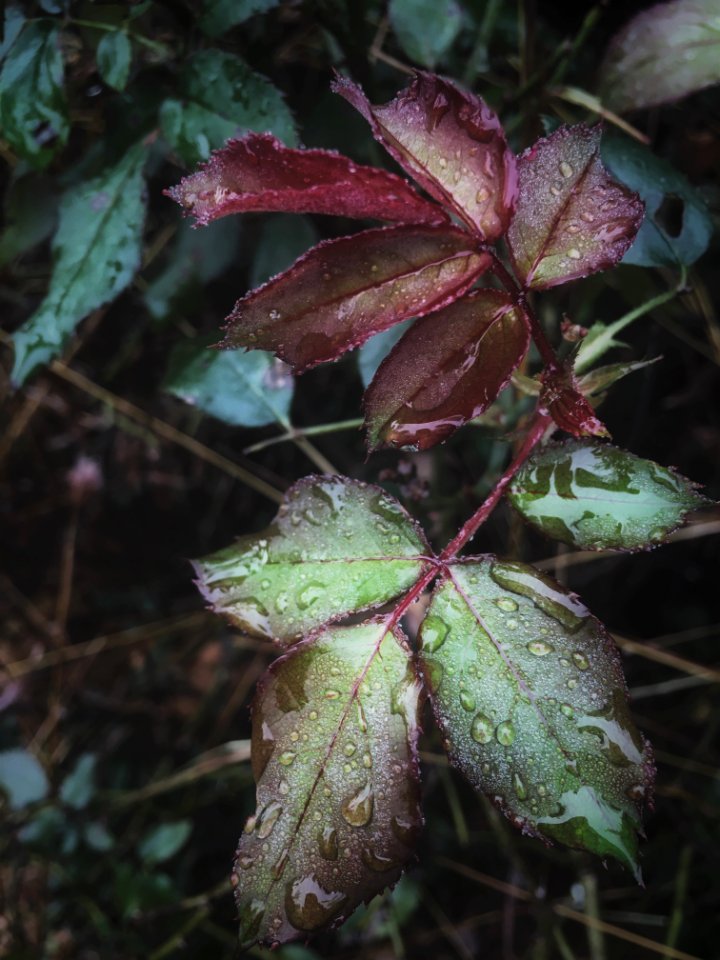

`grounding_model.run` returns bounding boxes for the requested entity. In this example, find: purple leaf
[540,365,610,438]
[165,133,447,226]
[333,72,517,242]
[506,126,644,290]
[222,225,491,372]
[364,289,529,451]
